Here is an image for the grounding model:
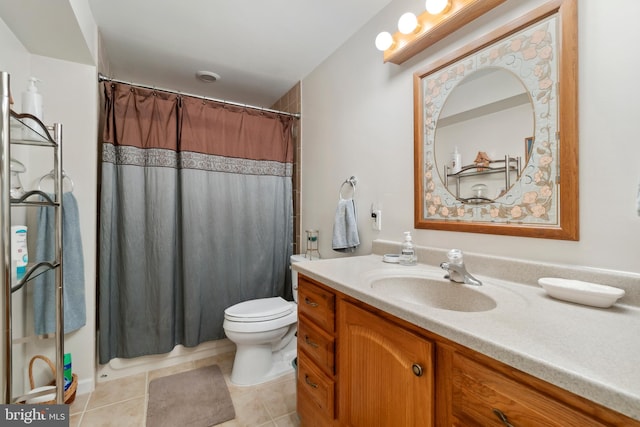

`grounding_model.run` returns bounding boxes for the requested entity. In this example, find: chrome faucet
[440,249,482,286]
